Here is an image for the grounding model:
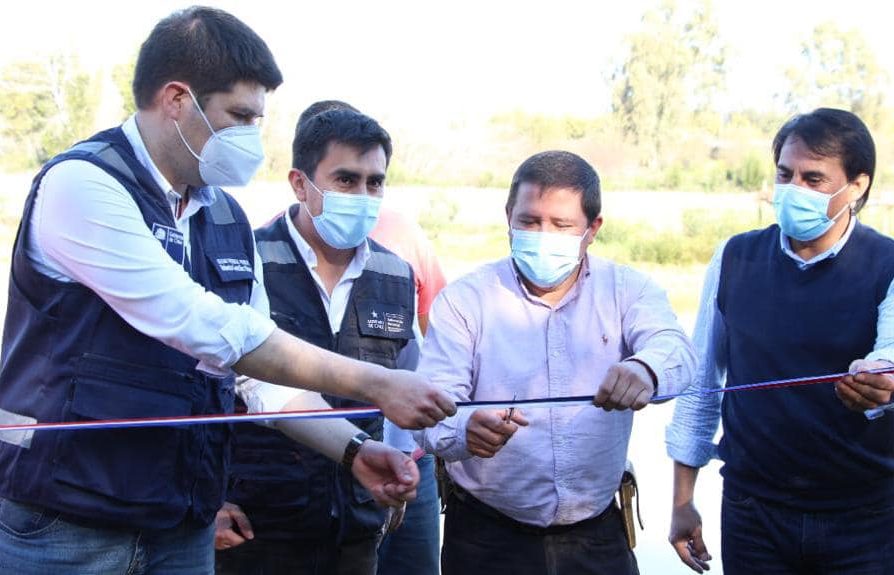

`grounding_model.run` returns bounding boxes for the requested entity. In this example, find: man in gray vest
[216,109,415,574]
